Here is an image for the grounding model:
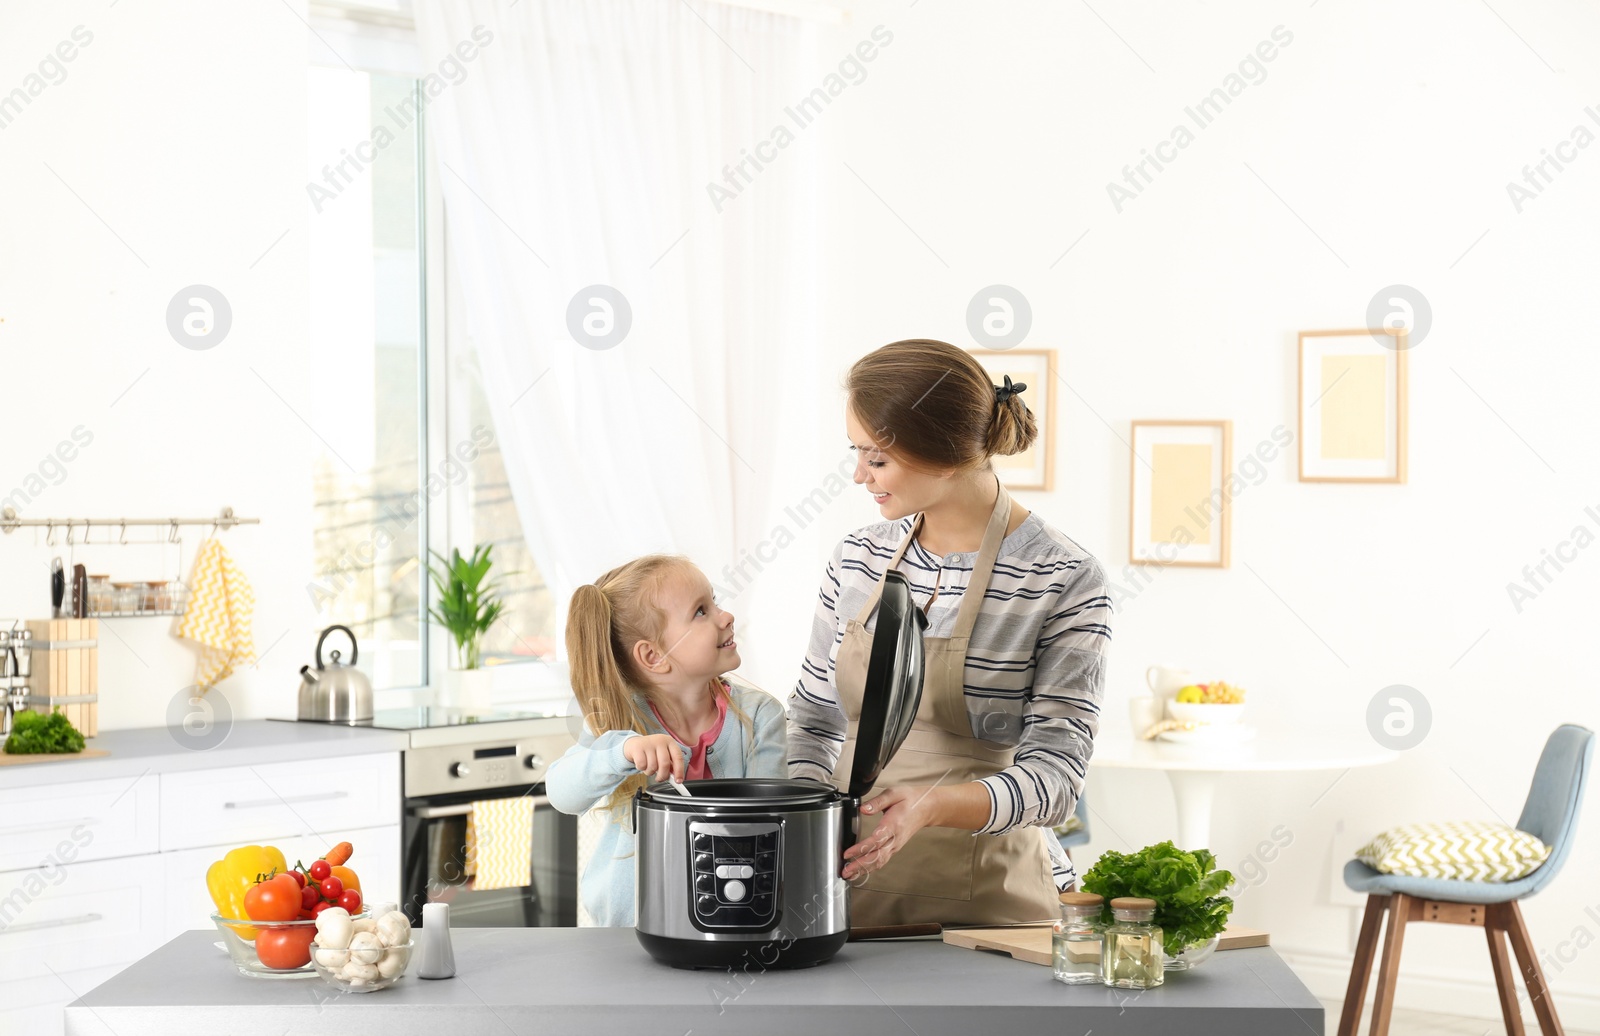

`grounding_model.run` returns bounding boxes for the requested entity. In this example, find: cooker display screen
[717,837,754,860]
